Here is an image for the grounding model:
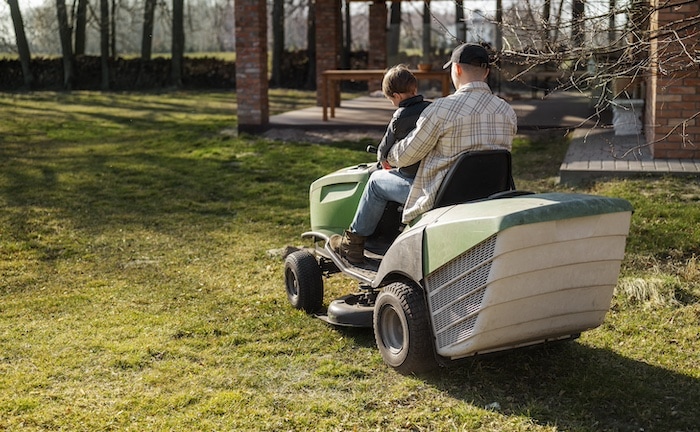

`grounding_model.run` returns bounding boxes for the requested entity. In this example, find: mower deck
[312,292,376,328]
